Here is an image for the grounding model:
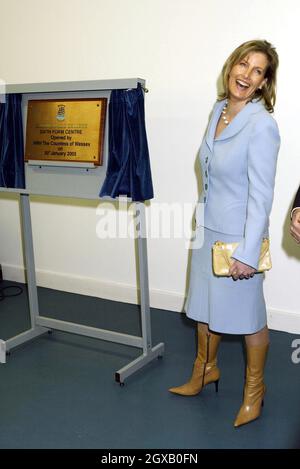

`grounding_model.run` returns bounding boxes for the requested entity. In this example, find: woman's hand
[290,209,300,244]
[228,259,256,280]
